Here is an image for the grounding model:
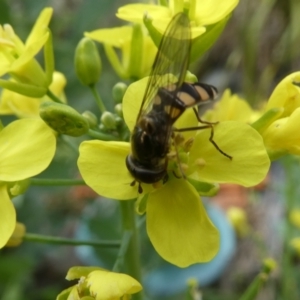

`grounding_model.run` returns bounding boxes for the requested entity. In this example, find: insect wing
[136,13,192,121]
